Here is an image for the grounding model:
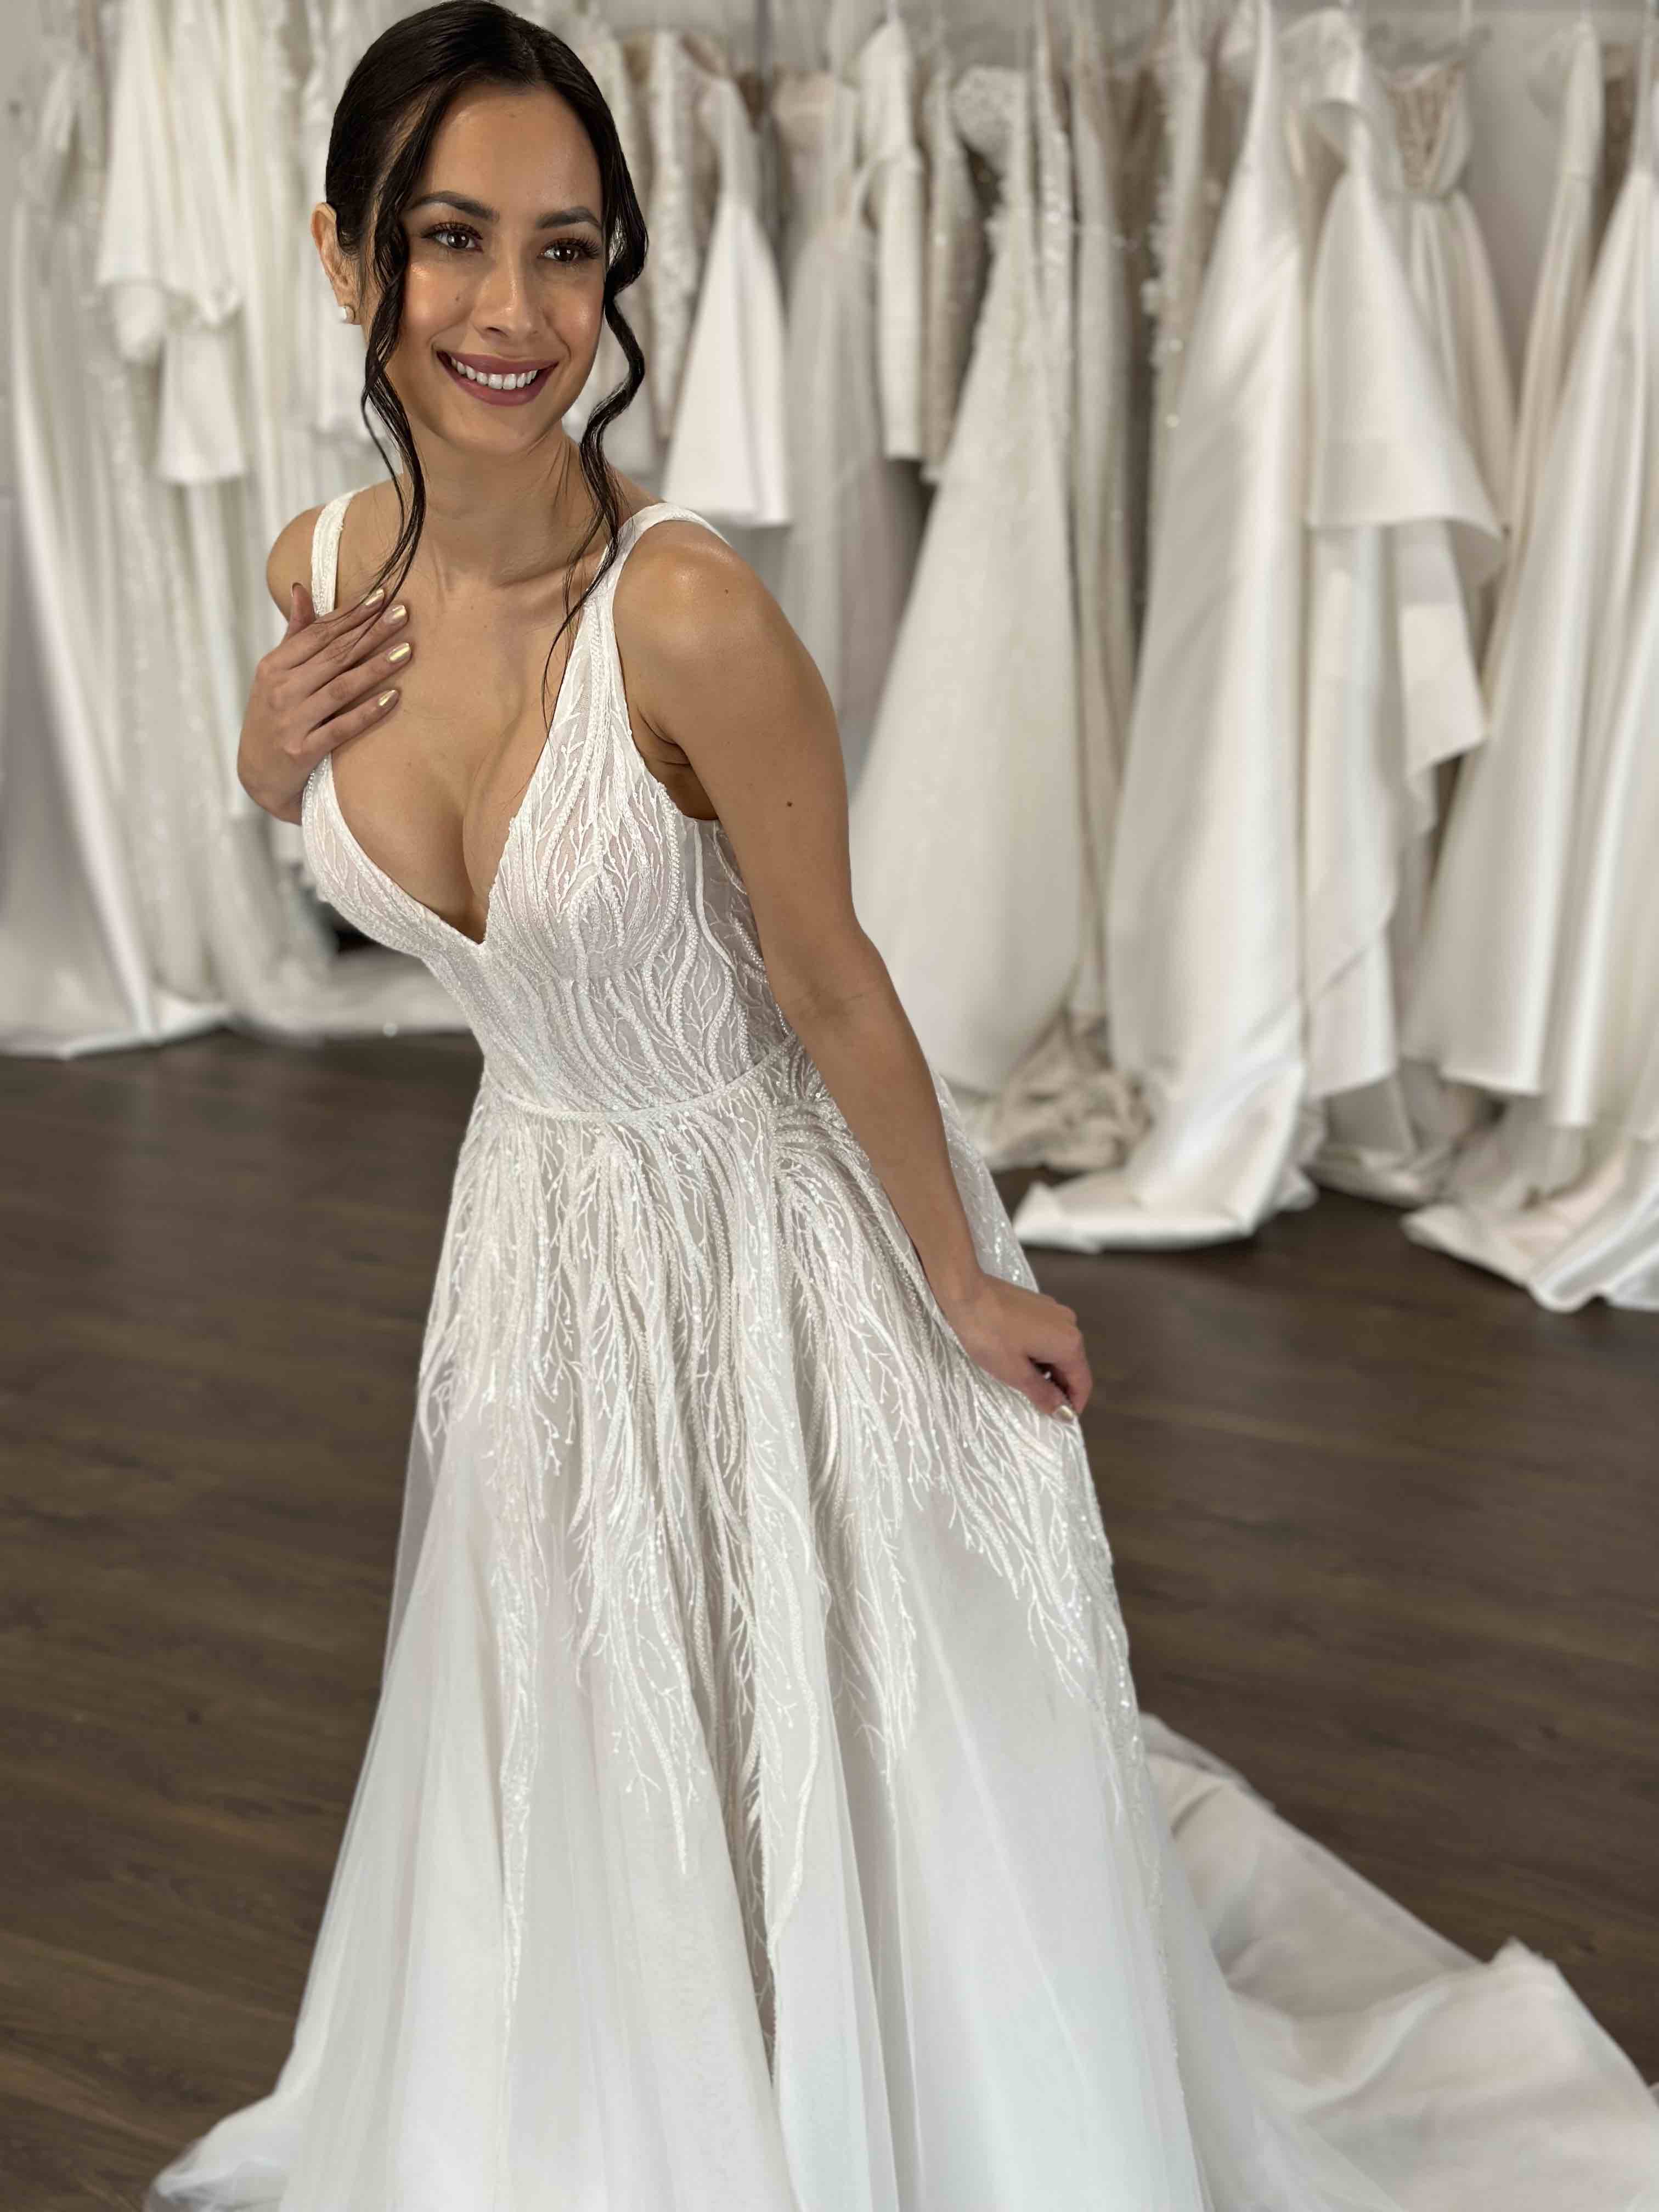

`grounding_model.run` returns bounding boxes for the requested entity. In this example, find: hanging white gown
[1480,19,1605,691]
[949,0,1146,1181]
[640,30,713,451]
[916,42,987,484]
[1290,5,1502,1207]
[662,68,789,526]
[1402,37,1659,1311]
[562,3,658,480]
[861,13,926,463]
[1147,0,1252,544]
[773,30,925,792]
[849,47,1081,1099]
[146,488,1659,2212]
[296,0,374,450]
[7,30,220,1055]
[1015,0,1312,1252]
[1369,19,1515,531]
